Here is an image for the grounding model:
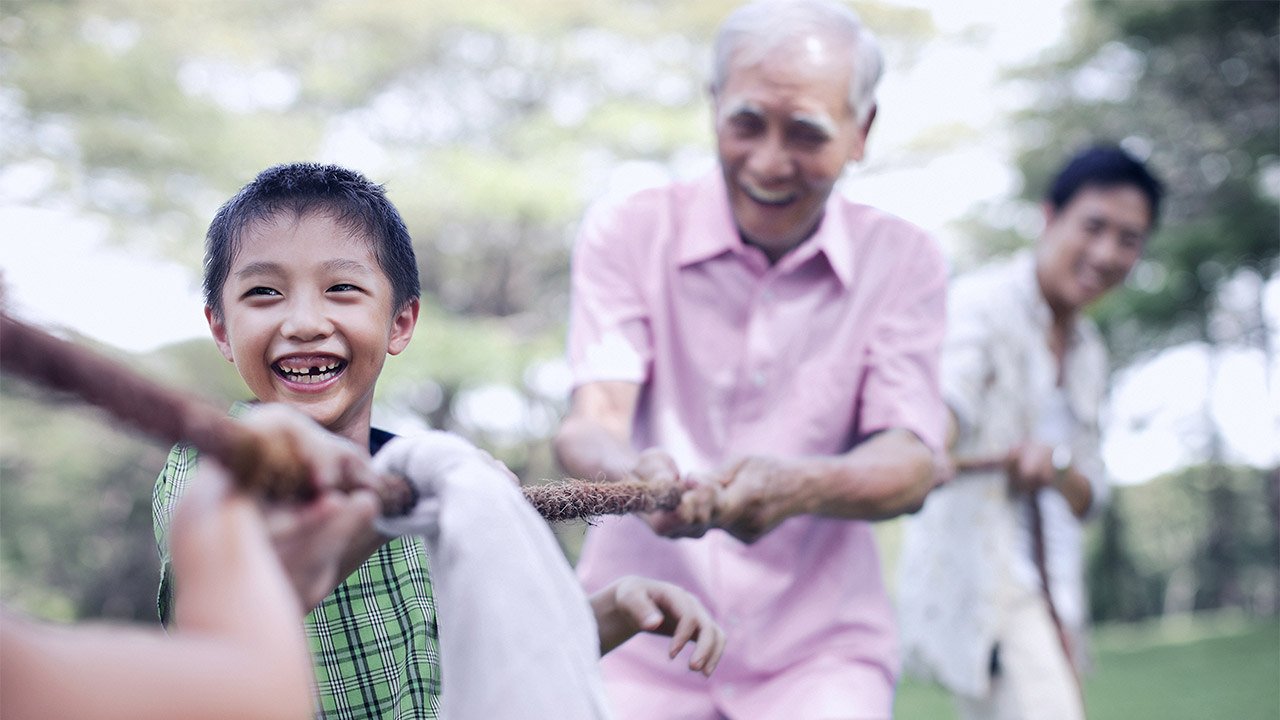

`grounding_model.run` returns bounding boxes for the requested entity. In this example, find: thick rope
[522,479,683,523]
[0,311,679,521]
